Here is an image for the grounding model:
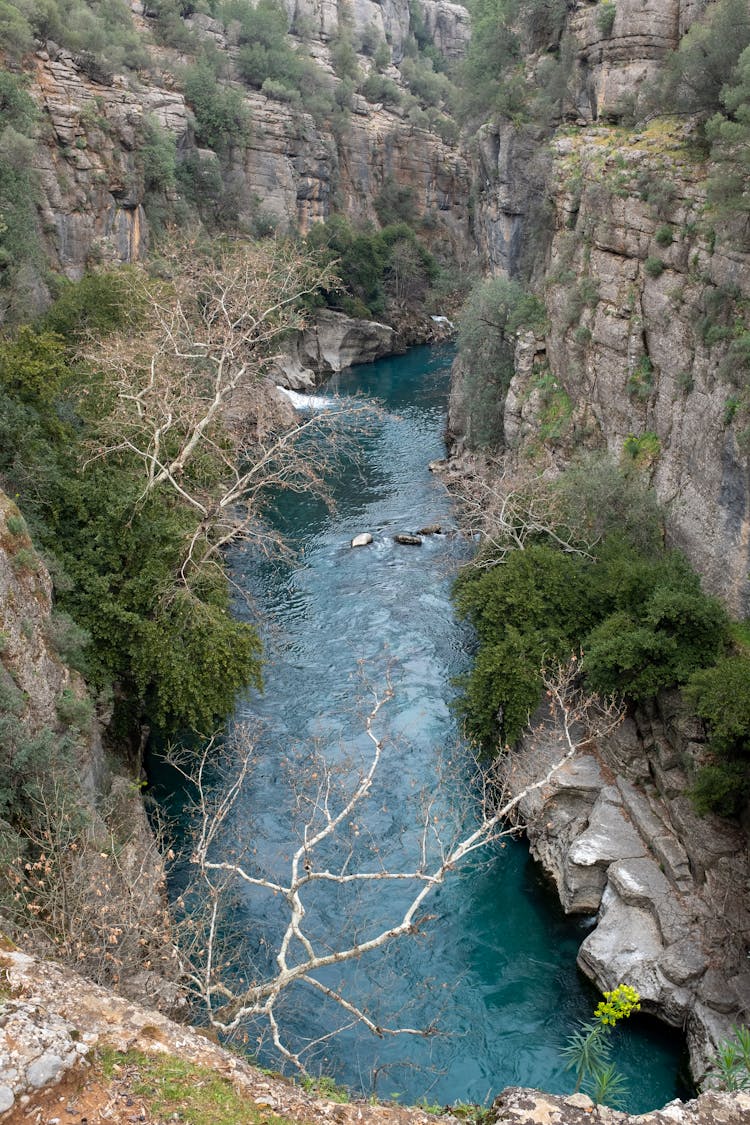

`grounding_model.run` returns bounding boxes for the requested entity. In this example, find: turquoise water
[155,345,688,1112]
